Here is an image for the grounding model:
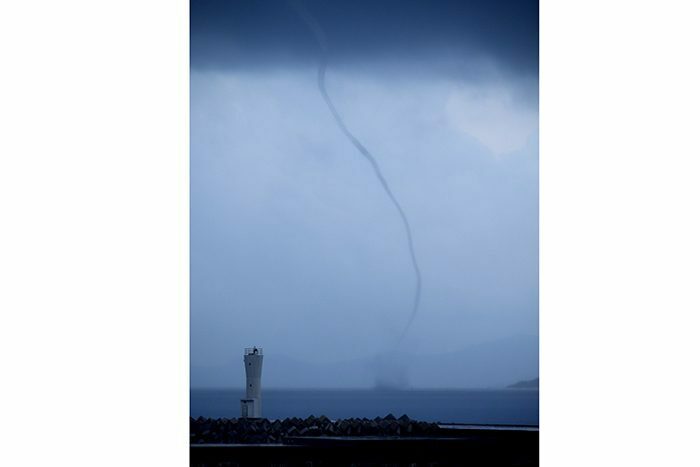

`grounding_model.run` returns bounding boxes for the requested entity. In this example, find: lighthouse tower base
[240,398,260,419]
